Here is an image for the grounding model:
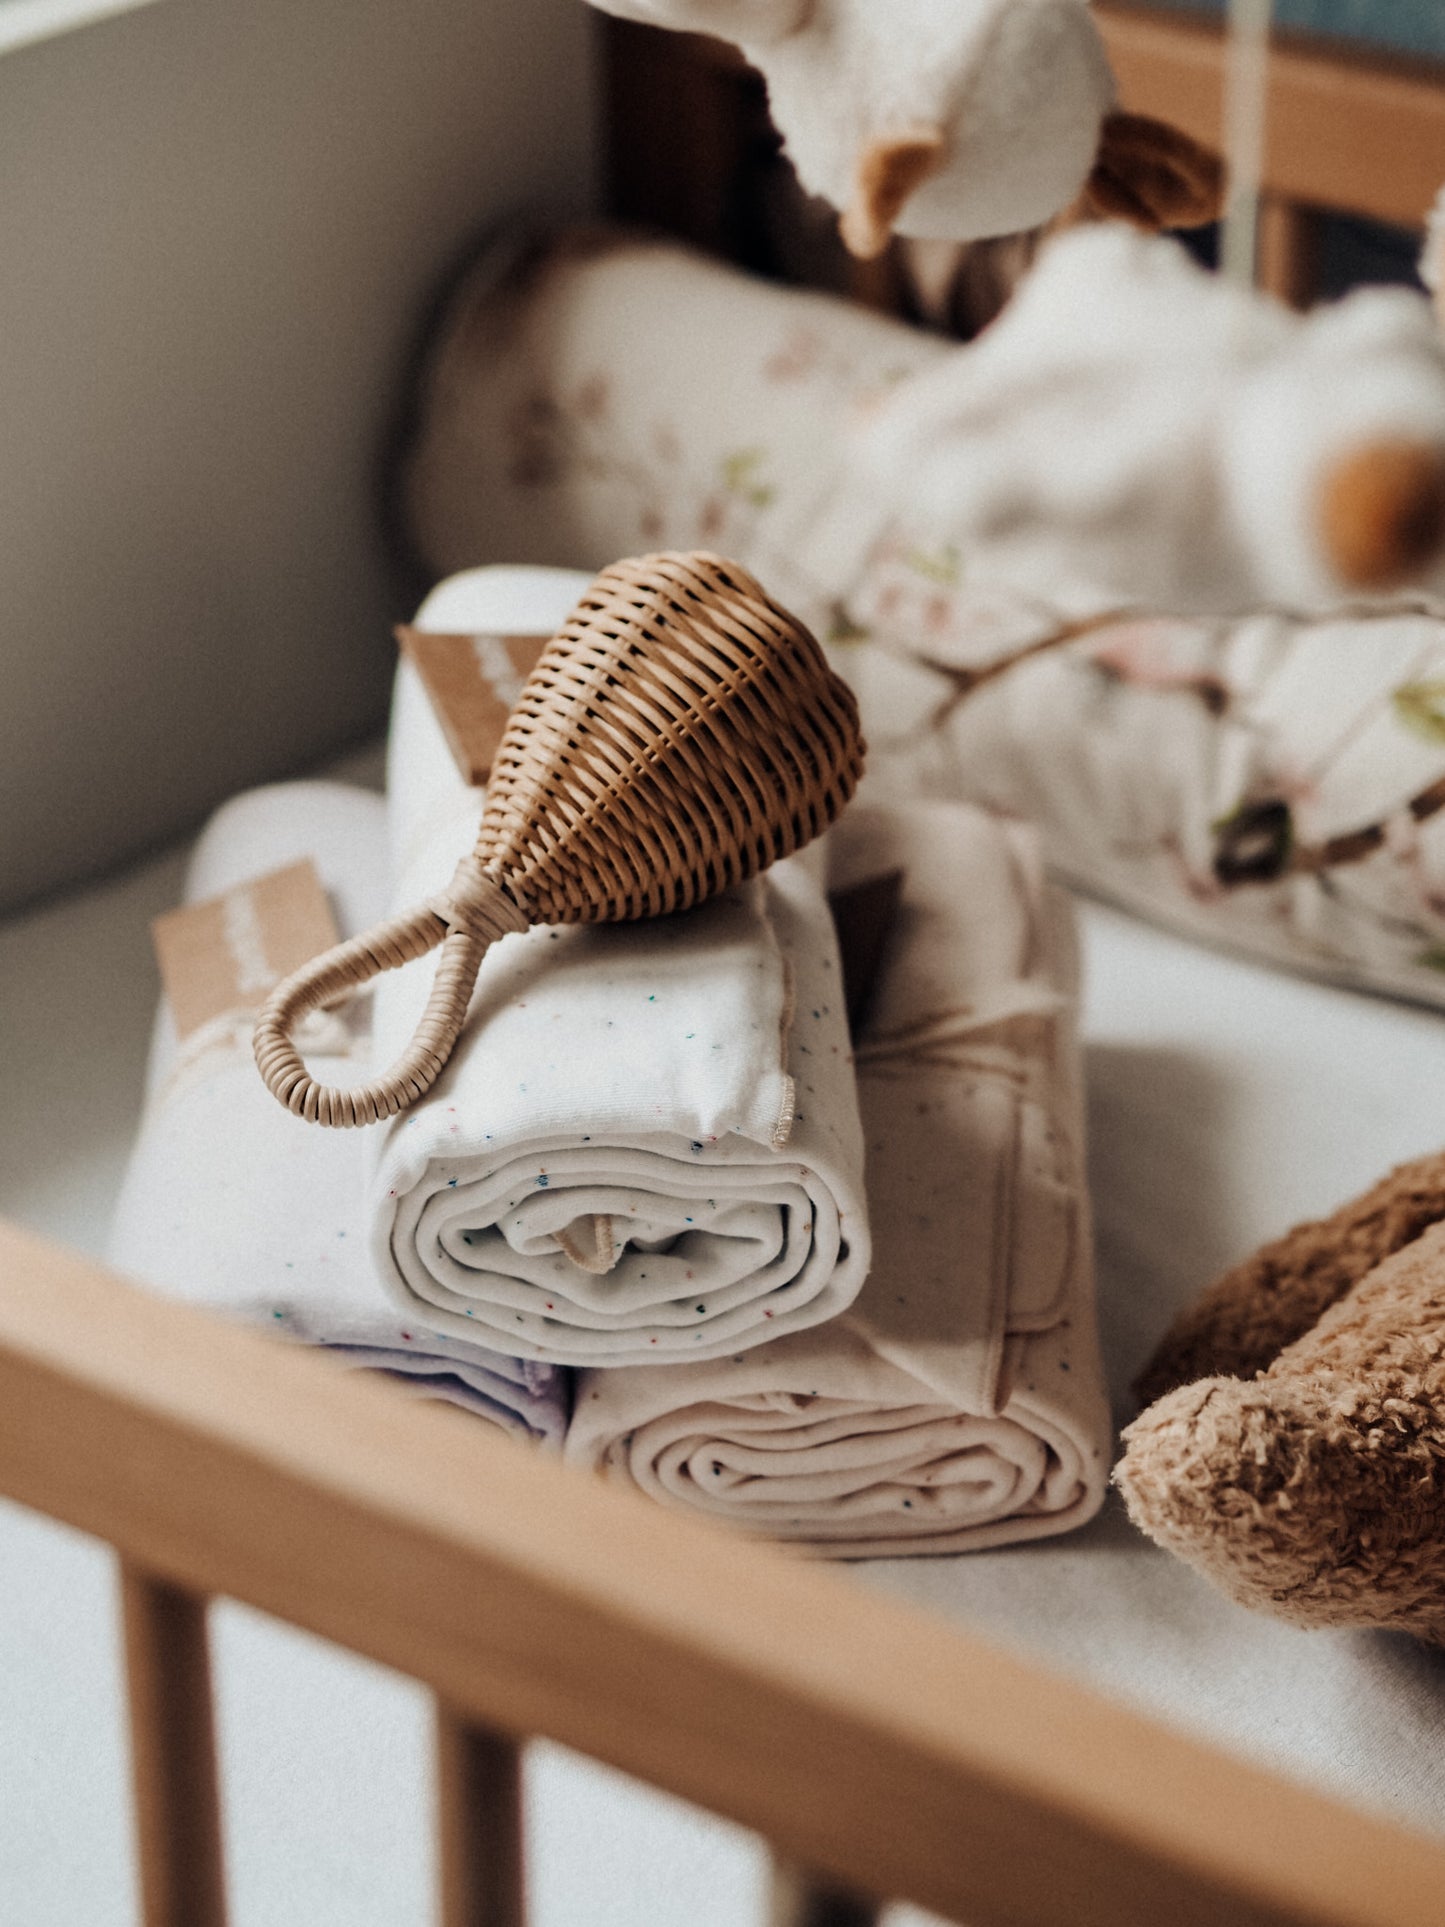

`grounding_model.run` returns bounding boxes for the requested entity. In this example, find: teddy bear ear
[1074,111,1226,233]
